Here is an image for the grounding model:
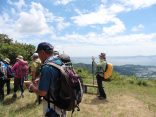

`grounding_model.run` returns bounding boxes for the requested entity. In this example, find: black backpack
[45,62,83,112]
[7,65,13,78]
